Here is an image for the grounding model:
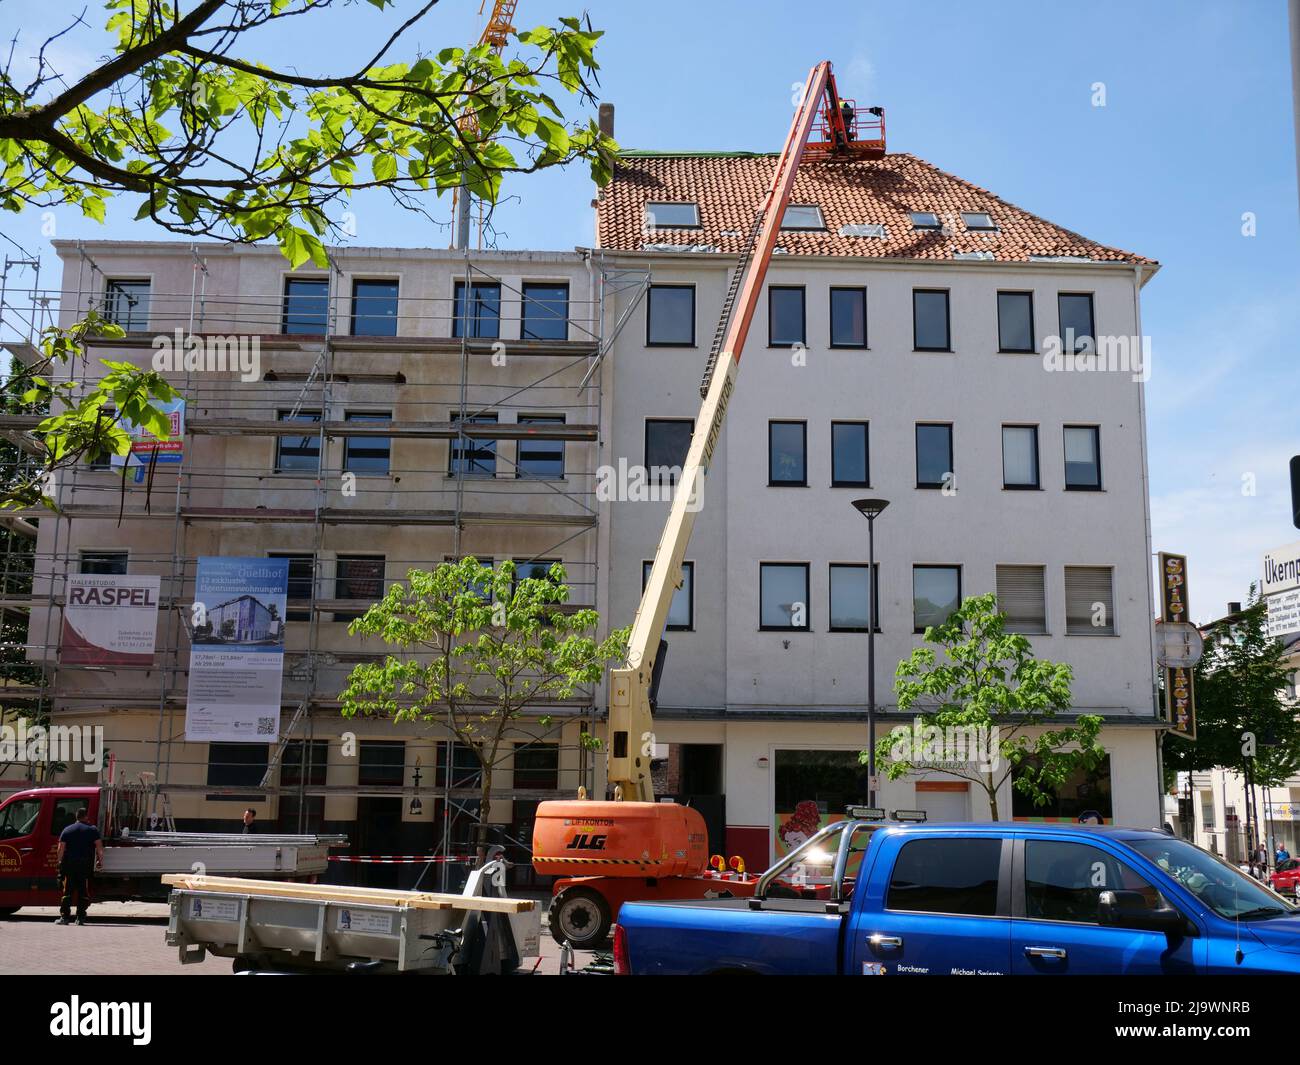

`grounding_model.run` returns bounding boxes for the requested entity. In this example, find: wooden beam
[161,874,535,913]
